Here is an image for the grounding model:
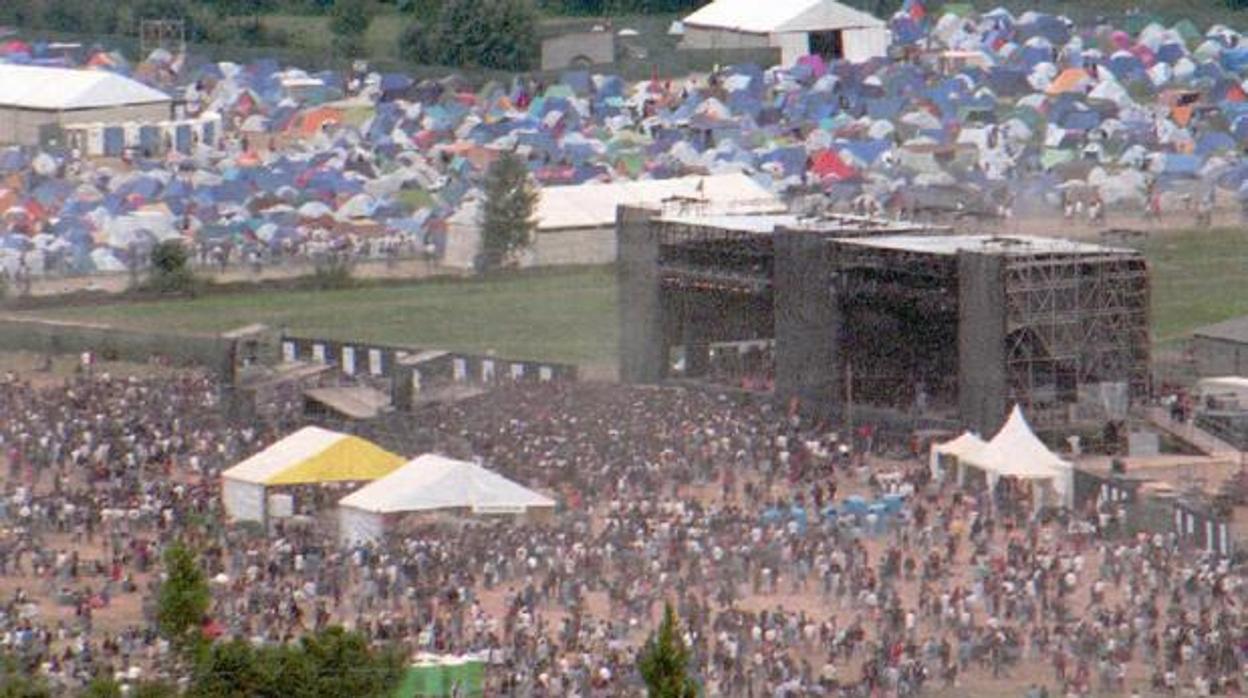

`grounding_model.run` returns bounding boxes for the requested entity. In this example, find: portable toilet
[175,122,193,154]
[138,125,161,155]
[102,126,124,157]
